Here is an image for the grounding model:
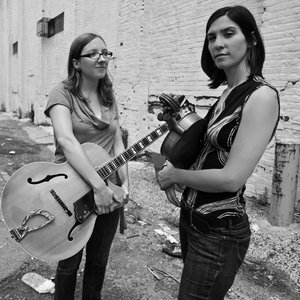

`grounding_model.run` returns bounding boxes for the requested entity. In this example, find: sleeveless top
[182,76,280,219]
